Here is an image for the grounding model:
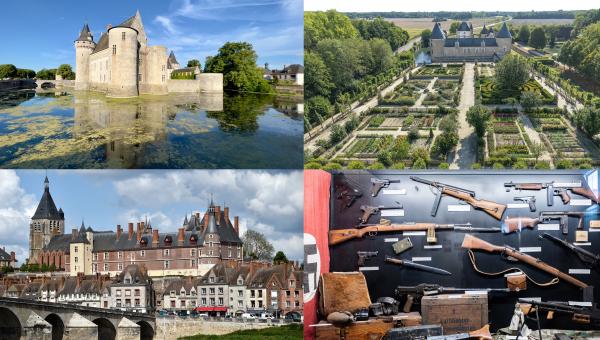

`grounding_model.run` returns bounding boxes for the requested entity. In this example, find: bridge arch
[45,313,64,340]
[137,320,154,340]
[0,307,21,340]
[93,317,116,340]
